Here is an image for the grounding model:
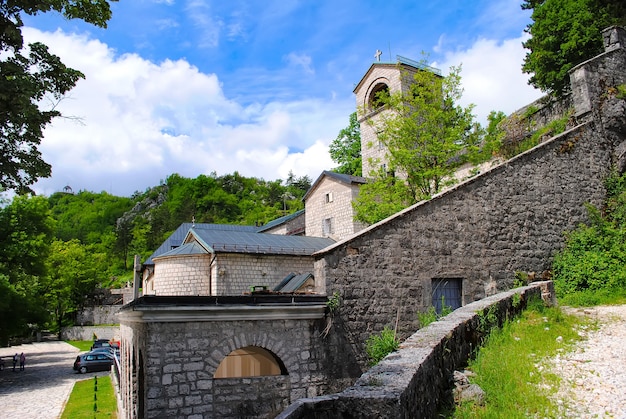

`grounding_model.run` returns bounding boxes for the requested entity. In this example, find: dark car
[91,339,112,351]
[73,352,114,373]
[91,339,120,351]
